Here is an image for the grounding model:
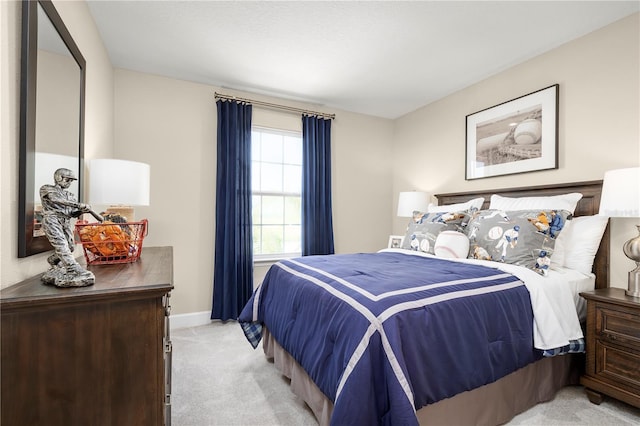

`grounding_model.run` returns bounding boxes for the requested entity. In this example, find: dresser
[580,288,640,408]
[1,246,174,426]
